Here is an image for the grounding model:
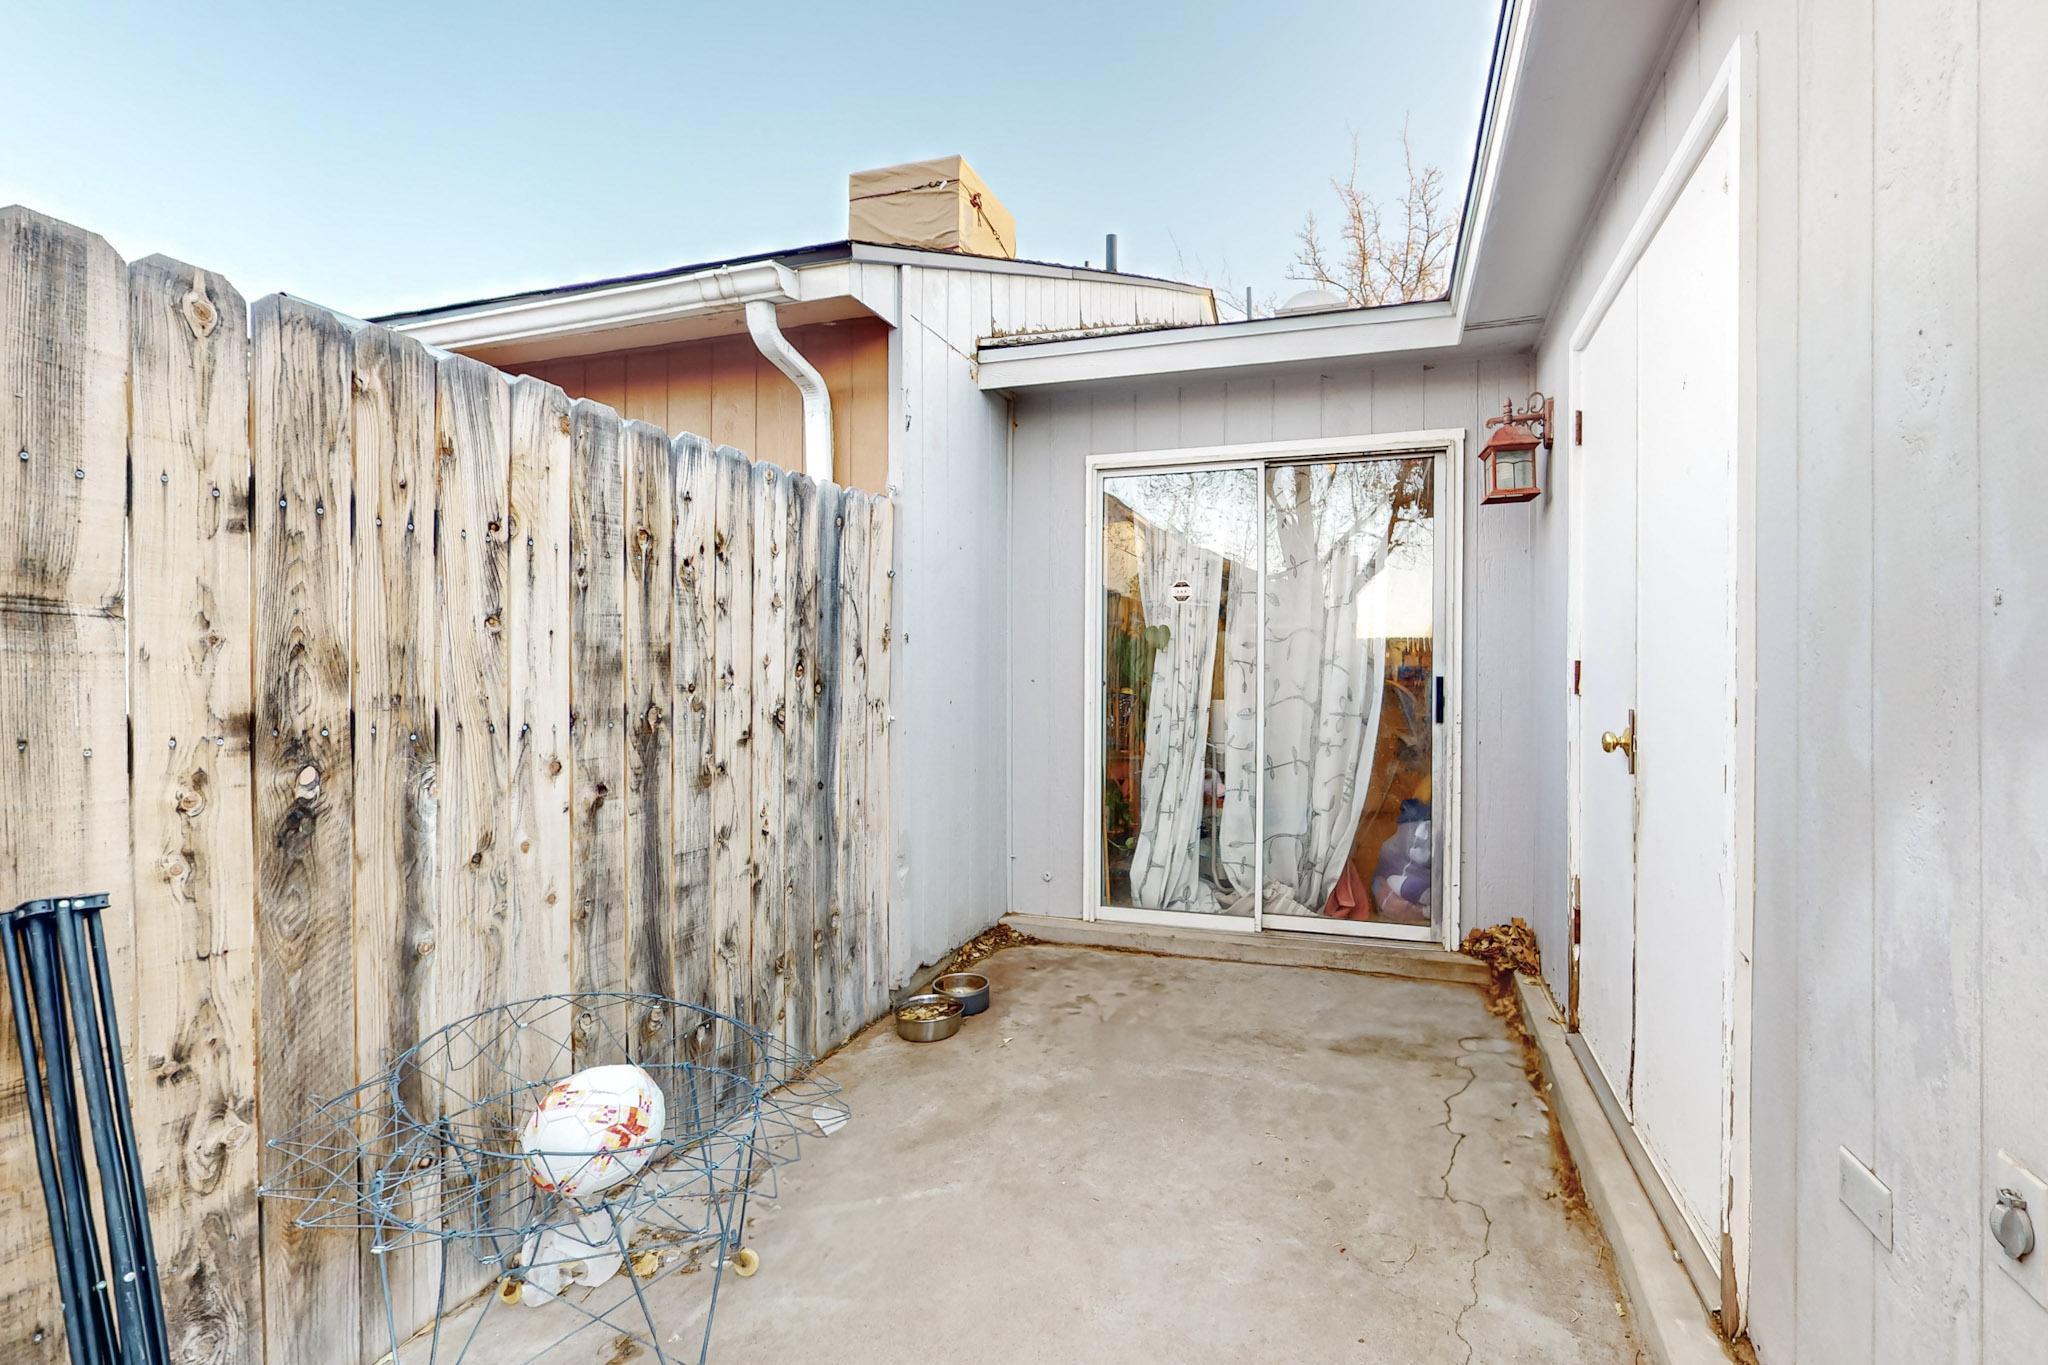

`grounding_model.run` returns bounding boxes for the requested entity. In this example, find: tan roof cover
[848,156,1017,260]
